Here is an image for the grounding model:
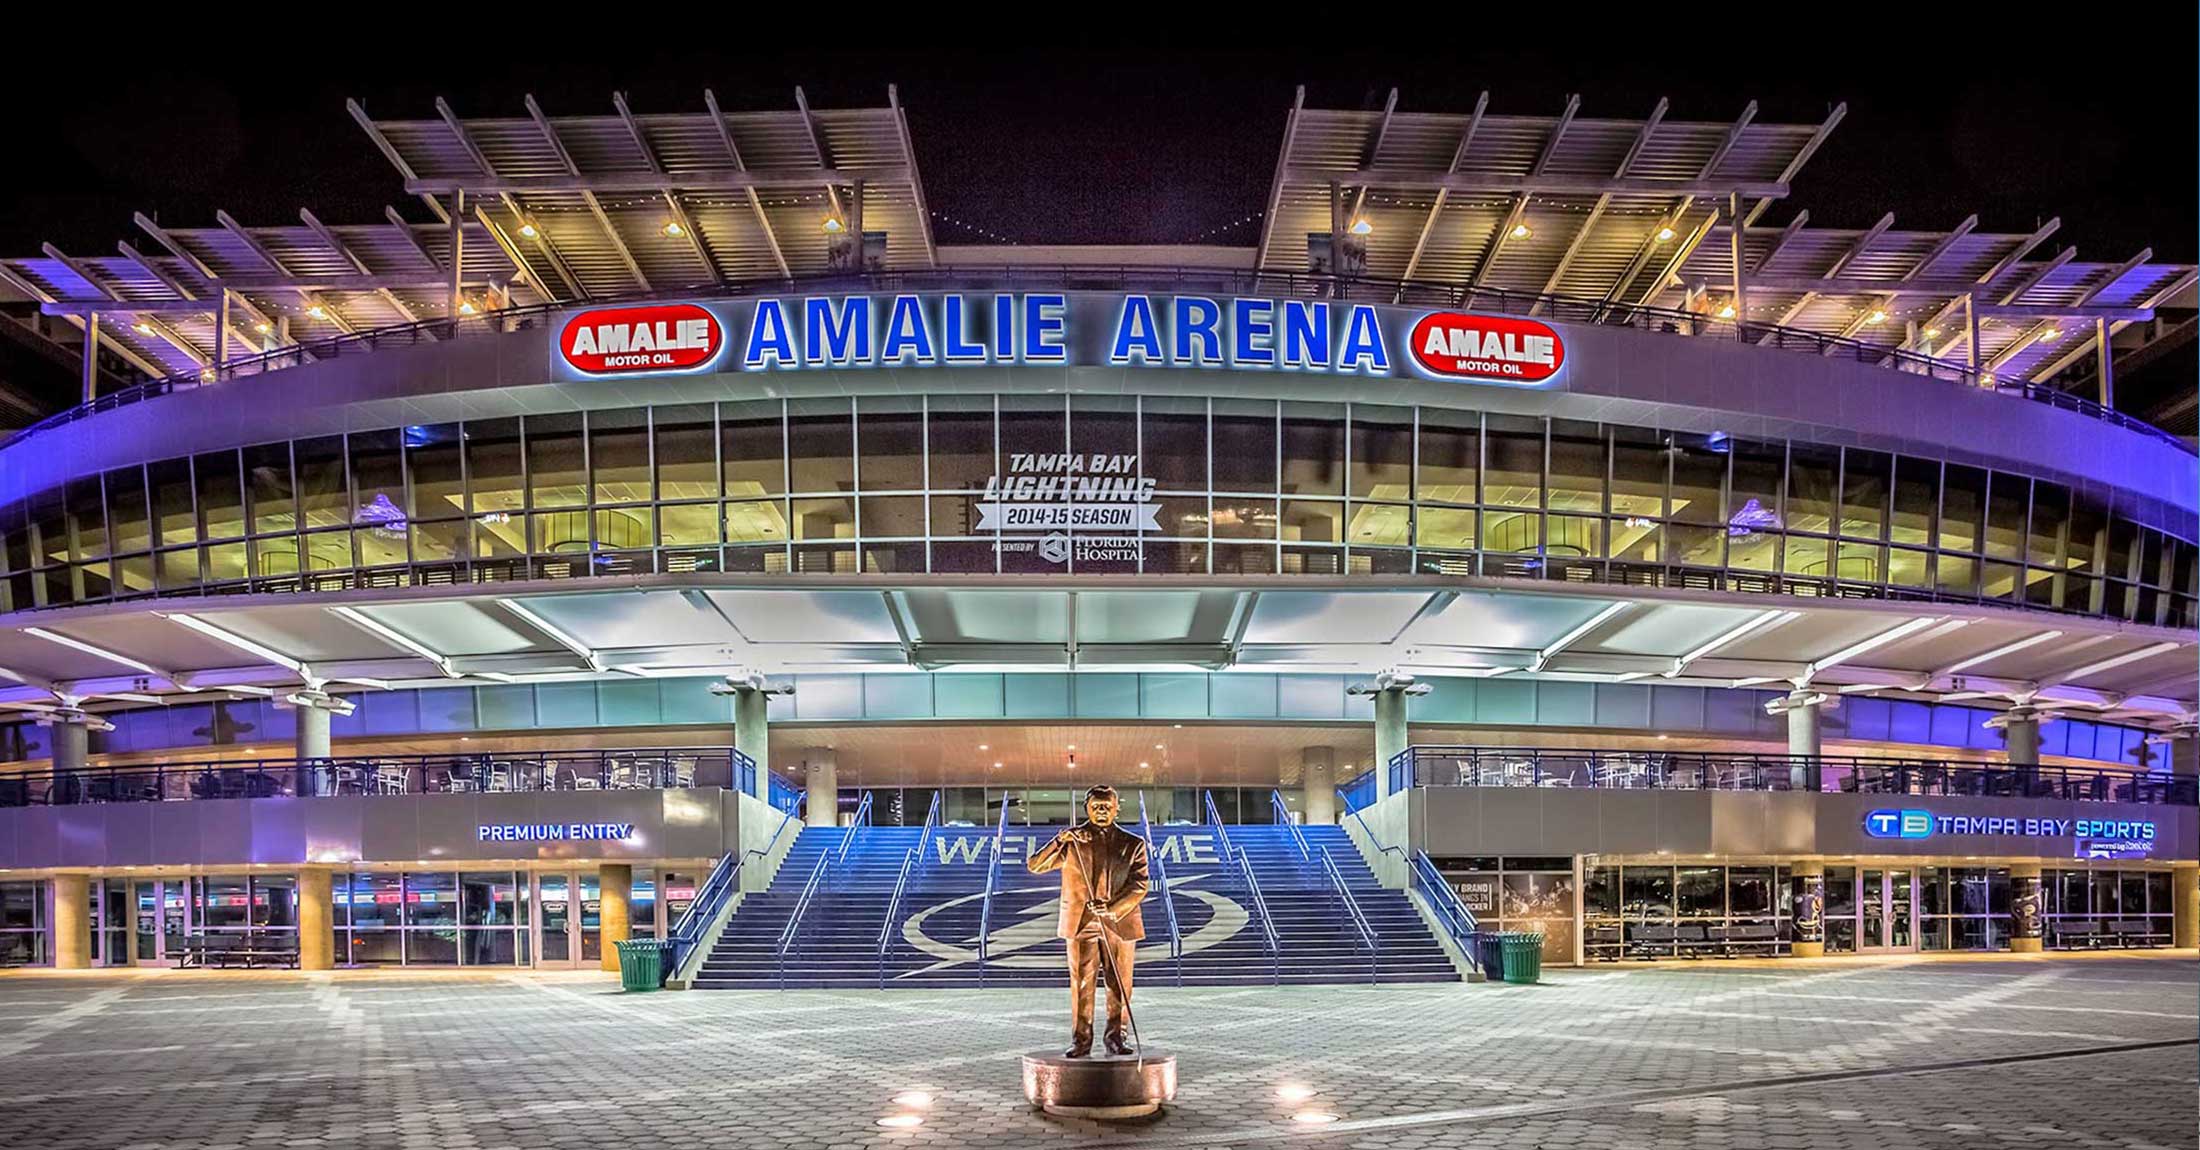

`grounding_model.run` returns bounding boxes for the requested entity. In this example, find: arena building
[0,88,2191,981]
